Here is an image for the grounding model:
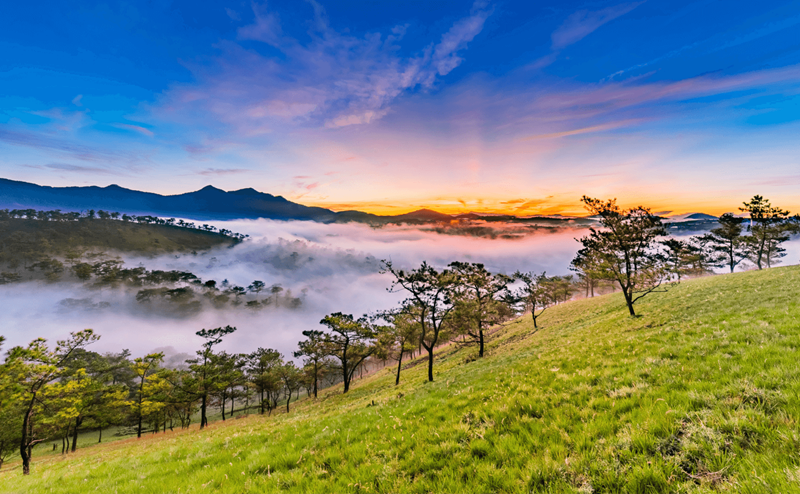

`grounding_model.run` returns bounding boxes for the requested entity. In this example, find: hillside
[0,216,236,260]
[3,267,800,492]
